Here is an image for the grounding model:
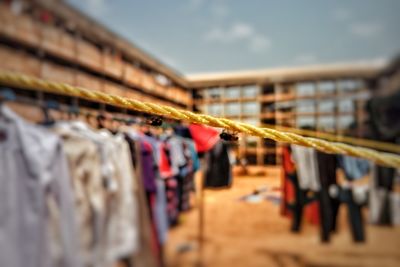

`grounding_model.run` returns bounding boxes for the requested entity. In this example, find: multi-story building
[188,64,383,165]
